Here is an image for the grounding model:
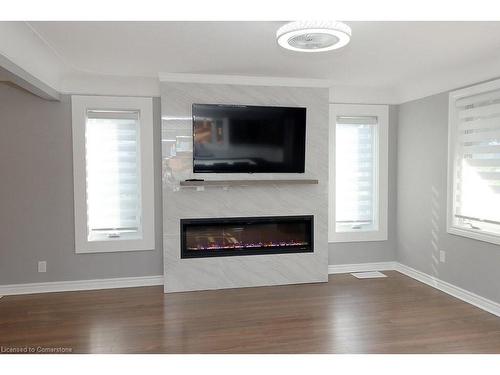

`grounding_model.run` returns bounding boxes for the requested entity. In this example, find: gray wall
[398,92,500,303]
[0,83,399,286]
[328,105,398,265]
[4,79,499,304]
[0,83,163,284]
